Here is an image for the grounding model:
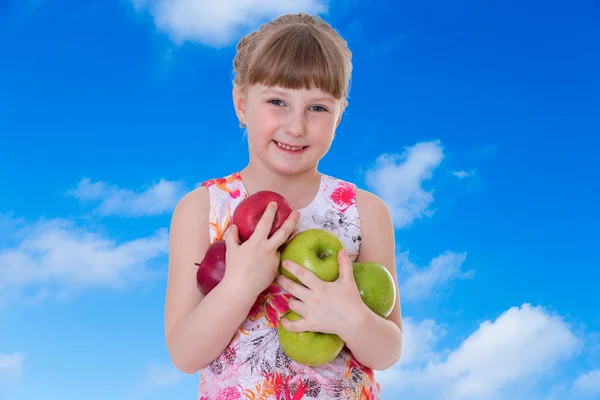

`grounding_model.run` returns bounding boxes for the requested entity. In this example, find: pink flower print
[265,291,292,328]
[360,386,376,400]
[249,283,291,327]
[216,386,242,400]
[283,377,308,400]
[330,182,355,211]
[346,352,375,384]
